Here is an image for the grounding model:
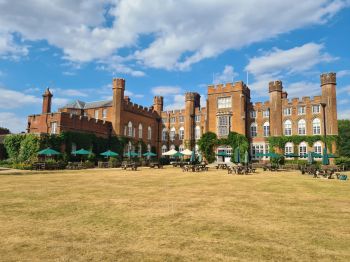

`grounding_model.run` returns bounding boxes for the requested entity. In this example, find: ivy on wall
[267,135,338,153]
